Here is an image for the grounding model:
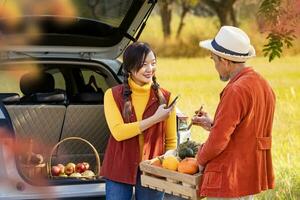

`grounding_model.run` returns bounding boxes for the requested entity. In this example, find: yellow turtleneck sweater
[104,78,177,160]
